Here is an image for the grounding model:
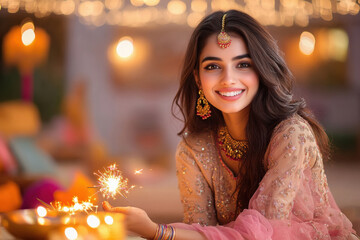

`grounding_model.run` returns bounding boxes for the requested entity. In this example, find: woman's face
[196,33,259,116]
